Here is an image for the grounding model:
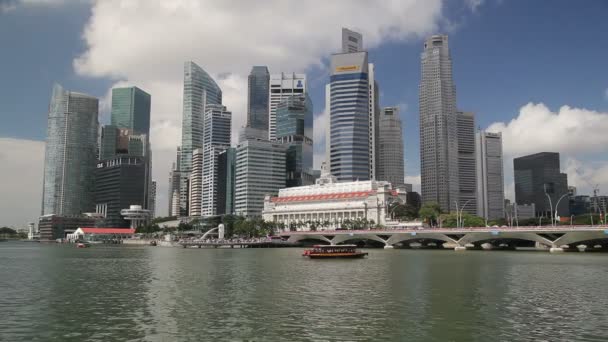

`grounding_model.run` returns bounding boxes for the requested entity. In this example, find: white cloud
[0,138,45,227]
[72,0,444,216]
[487,102,608,199]
[465,0,484,12]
